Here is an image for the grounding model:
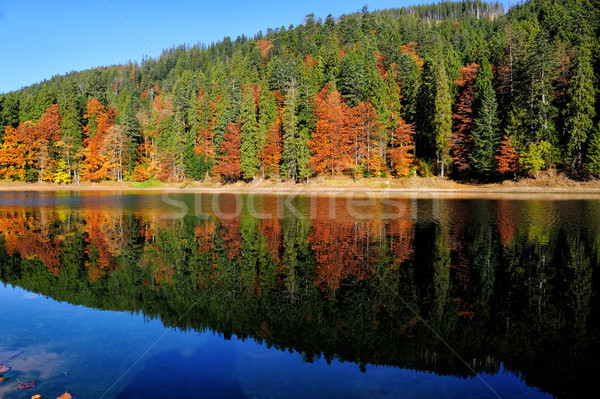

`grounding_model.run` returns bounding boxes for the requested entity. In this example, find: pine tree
[281,81,298,180]
[433,60,453,179]
[584,124,600,177]
[239,87,260,179]
[566,37,596,171]
[469,62,500,177]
